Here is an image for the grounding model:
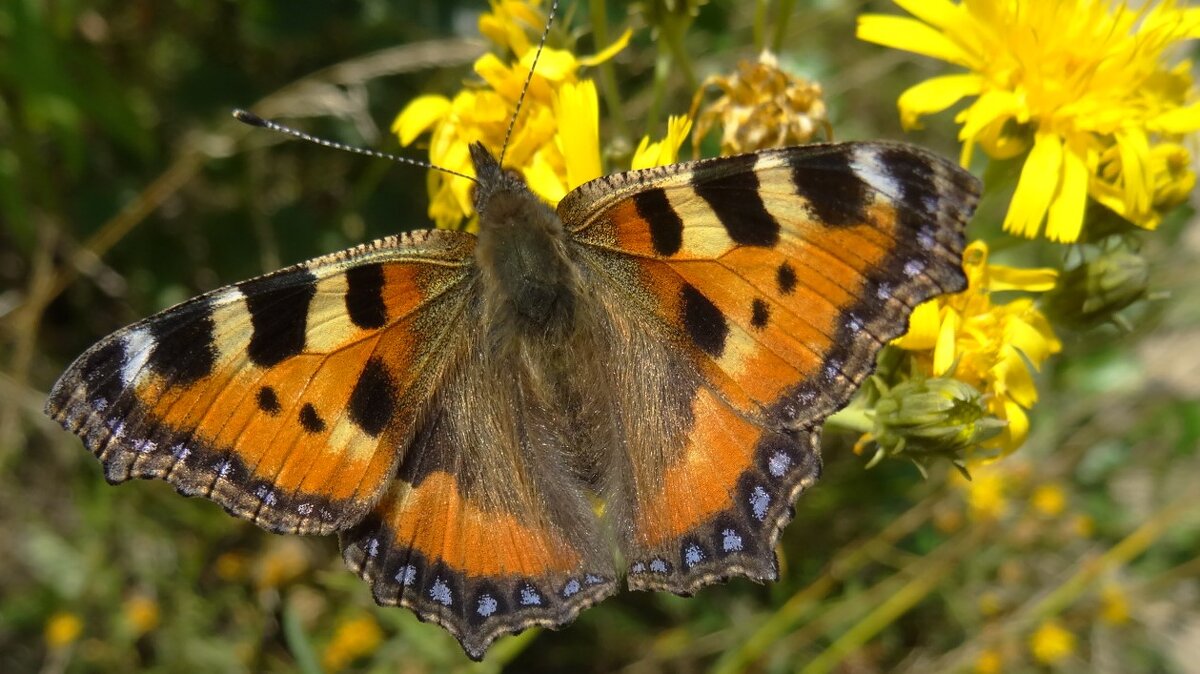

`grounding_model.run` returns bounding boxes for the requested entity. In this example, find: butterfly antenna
[232,109,478,184]
[498,0,558,167]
